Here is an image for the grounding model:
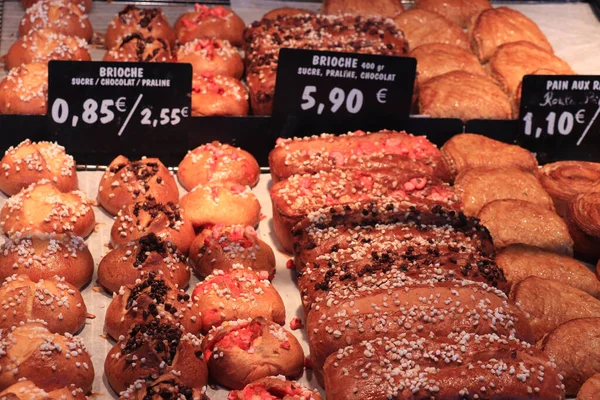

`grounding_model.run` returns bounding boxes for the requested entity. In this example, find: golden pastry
[415,0,491,28]
[394,9,469,51]
[409,43,486,85]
